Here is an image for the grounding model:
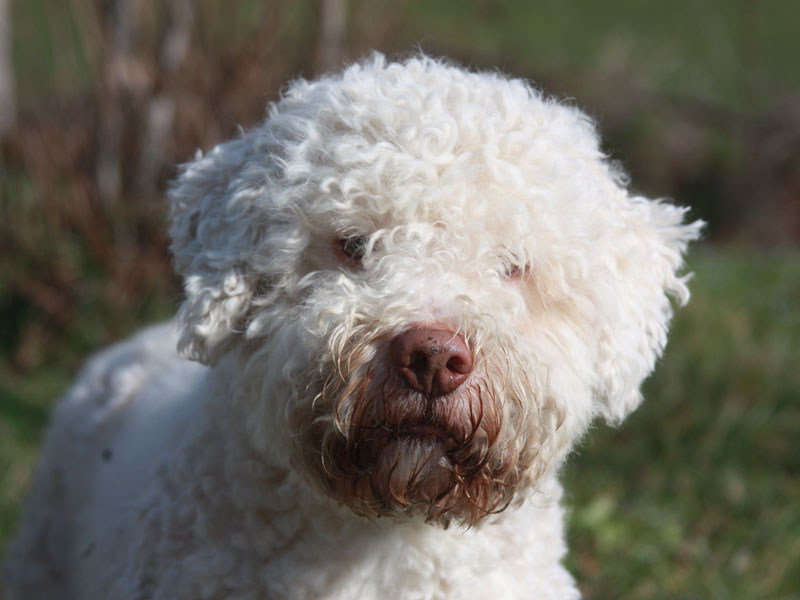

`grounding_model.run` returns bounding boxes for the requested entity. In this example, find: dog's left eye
[337,235,368,263]
[505,263,530,280]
